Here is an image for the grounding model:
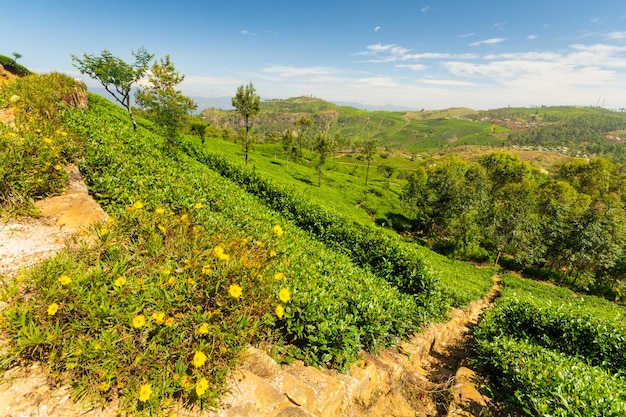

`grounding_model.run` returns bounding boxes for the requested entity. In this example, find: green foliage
[0,73,86,213]
[0,54,32,76]
[135,55,196,147]
[2,91,437,414]
[72,47,153,130]
[478,299,626,373]
[231,82,260,165]
[472,273,626,416]
[472,336,626,416]
[0,127,69,212]
[179,135,443,314]
[0,72,88,127]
